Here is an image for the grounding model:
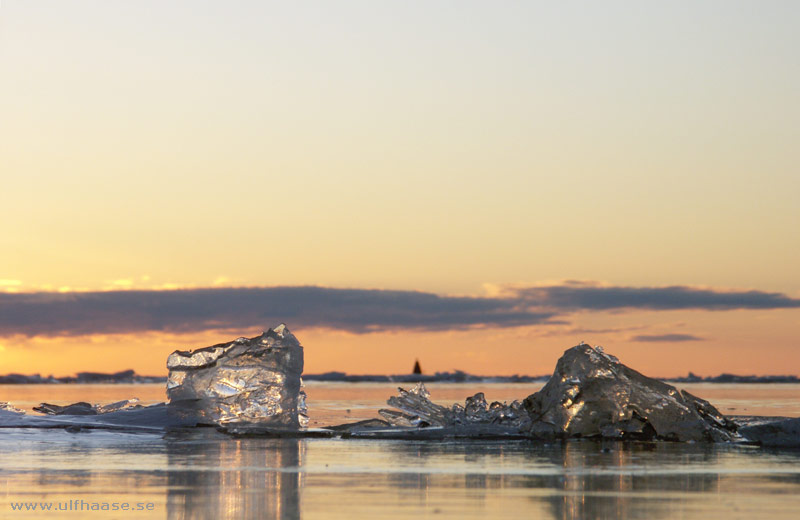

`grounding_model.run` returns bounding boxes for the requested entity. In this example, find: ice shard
[33,402,98,415]
[31,398,142,416]
[379,383,530,432]
[739,417,800,448]
[1,402,24,414]
[380,383,452,427]
[522,344,741,442]
[166,324,307,429]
